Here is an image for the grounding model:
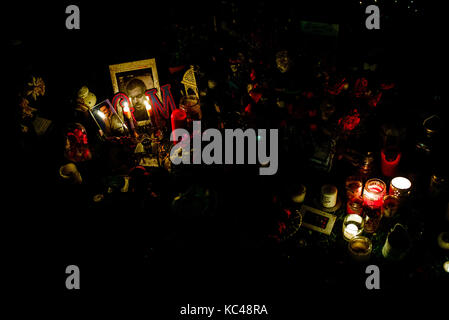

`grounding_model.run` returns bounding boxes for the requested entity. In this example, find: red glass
[171,108,187,144]
[363,178,386,208]
[381,149,401,177]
